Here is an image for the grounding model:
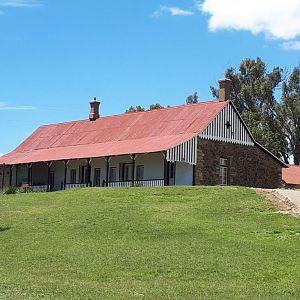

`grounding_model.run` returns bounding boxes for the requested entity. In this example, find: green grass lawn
[0,186,299,299]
